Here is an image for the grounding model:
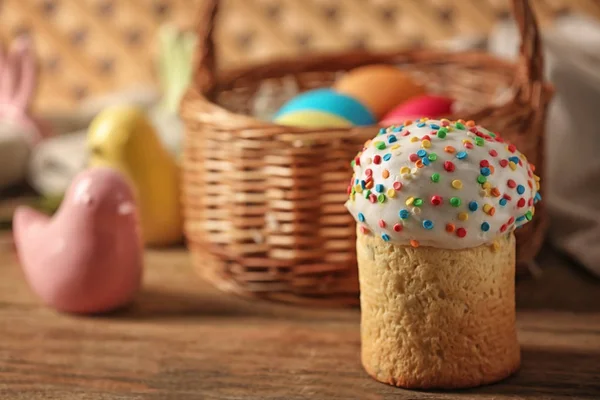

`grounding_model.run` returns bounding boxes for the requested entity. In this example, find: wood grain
[0,244,599,399]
